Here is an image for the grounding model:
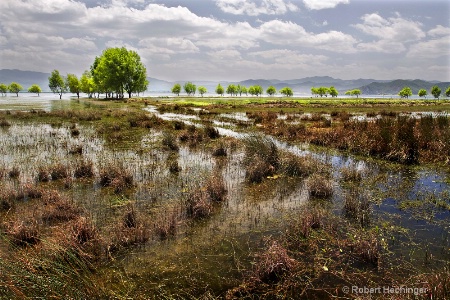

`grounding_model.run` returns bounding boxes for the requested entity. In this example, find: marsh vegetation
[0,96,449,299]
